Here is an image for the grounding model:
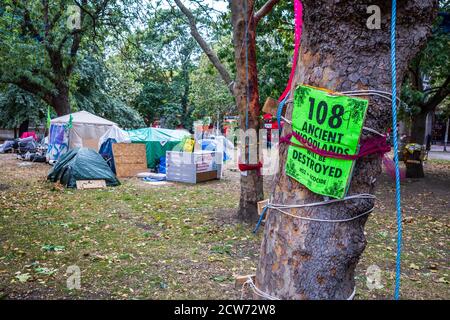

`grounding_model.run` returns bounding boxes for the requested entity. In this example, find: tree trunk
[231,0,264,222]
[255,0,436,299]
[51,84,71,116]
[181,58,191,128]
[444,117,449,152]
[18,119,29,137]
[410,110,427,144]
[406,110,427,178]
